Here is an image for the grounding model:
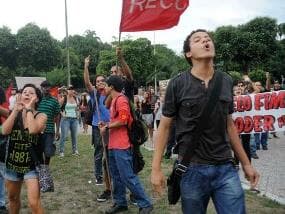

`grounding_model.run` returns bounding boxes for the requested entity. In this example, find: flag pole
[153,31,157,95]
[64,0,71,86]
